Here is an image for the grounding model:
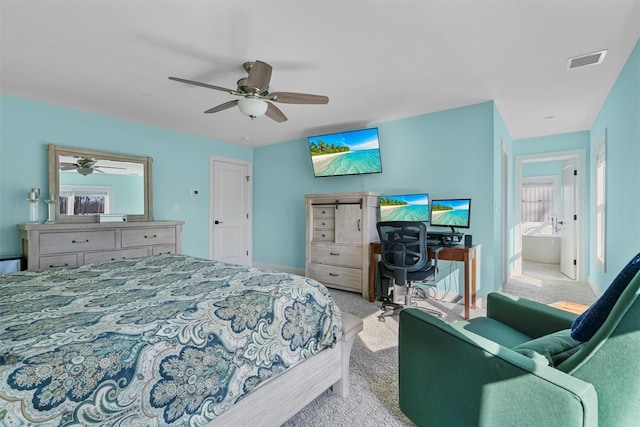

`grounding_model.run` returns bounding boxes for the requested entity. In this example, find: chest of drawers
[305,192,379,298]
[17,221,184,270]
